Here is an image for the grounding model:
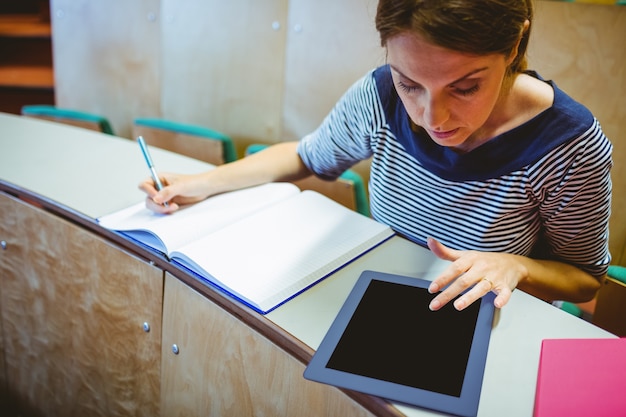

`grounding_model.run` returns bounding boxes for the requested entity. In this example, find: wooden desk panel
[161,273,399,417]
[0,184,399,417]
[0,193,163,417]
